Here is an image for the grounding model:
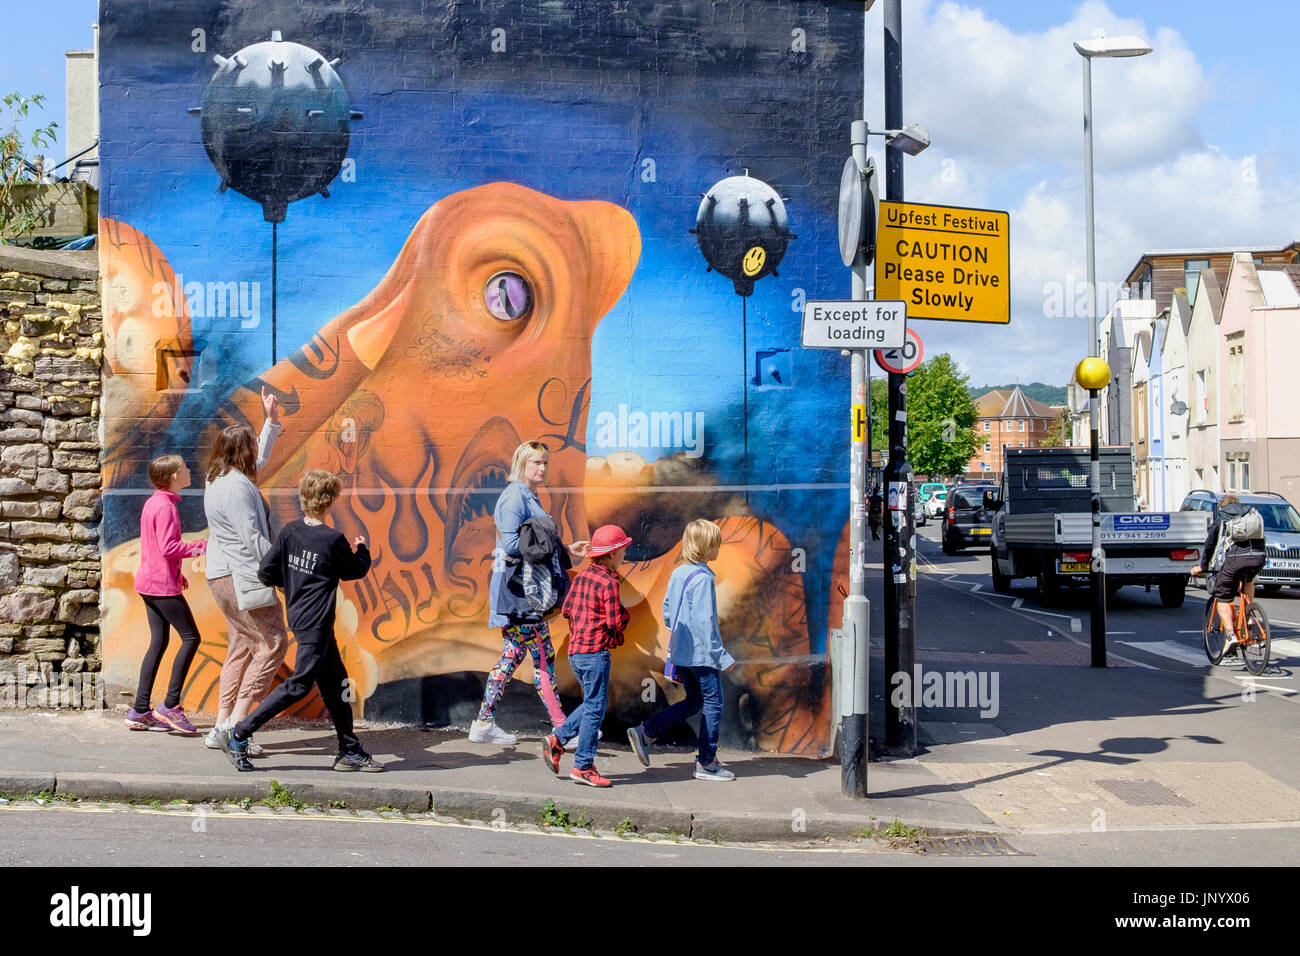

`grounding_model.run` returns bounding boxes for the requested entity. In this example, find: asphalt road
[914,522,1300,689]
[3,801,1296,869]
